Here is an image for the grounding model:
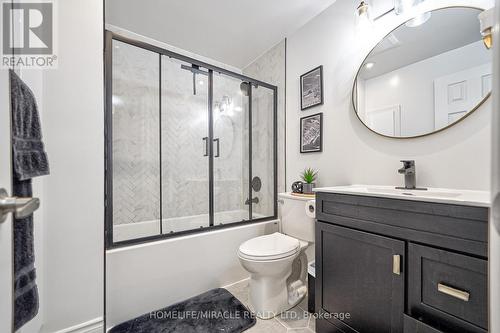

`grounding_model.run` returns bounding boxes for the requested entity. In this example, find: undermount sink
[313,185,490,207]
[365,187,462,199]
